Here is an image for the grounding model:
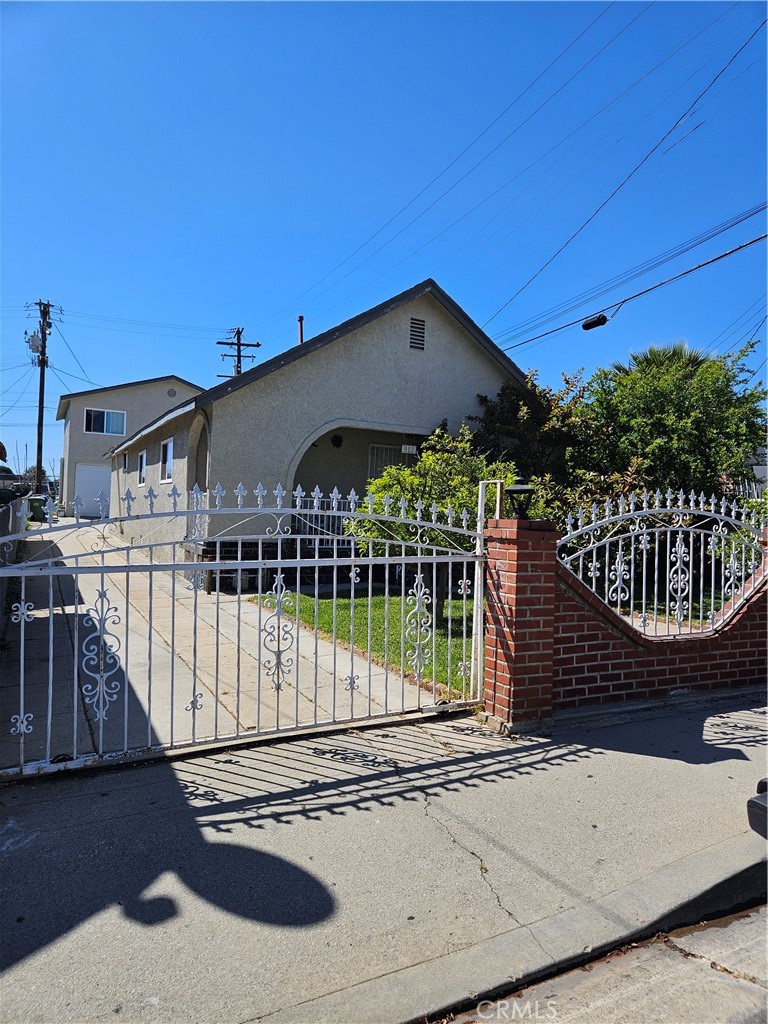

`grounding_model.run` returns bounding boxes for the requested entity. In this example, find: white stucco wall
[209,292,513,498]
